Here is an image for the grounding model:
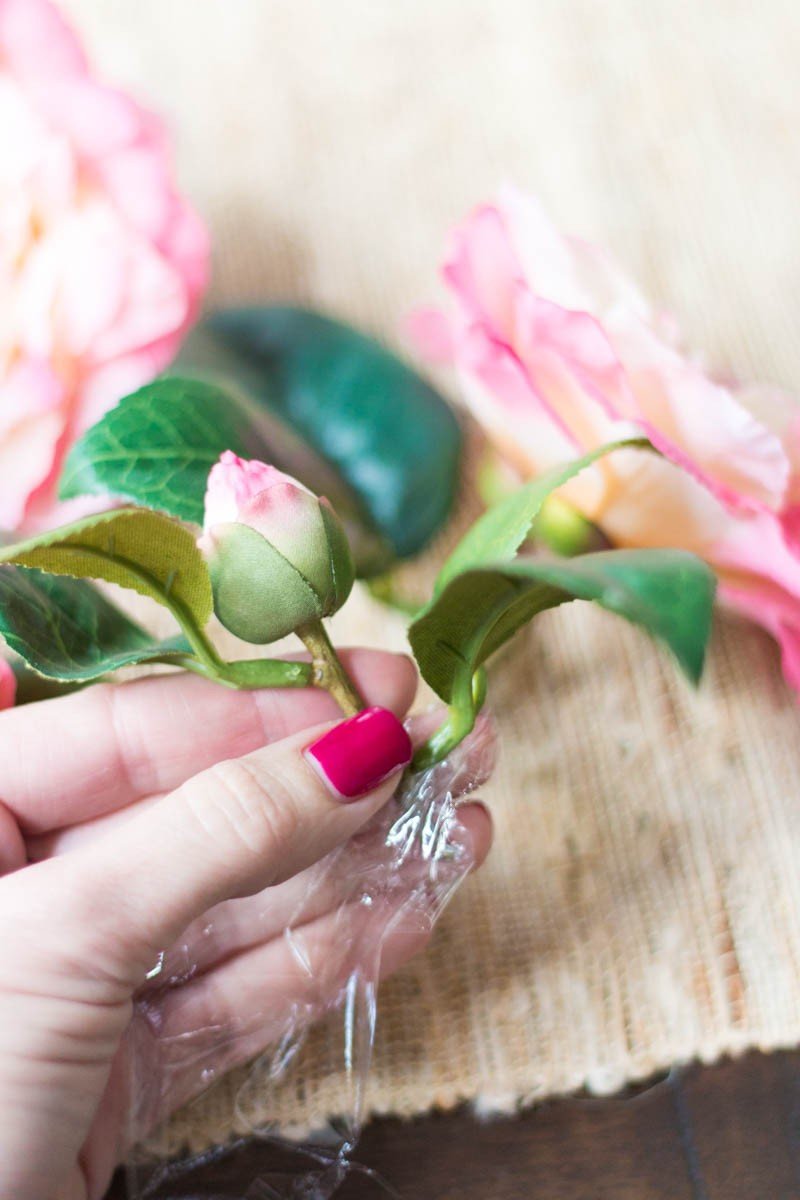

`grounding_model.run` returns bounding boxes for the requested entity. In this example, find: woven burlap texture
[65,0,800,1152]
